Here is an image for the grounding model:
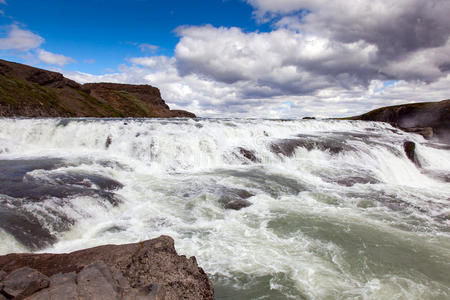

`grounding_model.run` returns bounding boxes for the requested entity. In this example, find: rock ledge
[0,236,214,300]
